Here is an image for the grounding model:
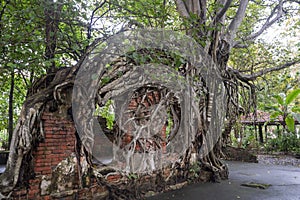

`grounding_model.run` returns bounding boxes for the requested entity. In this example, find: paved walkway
[148,161,300,200]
